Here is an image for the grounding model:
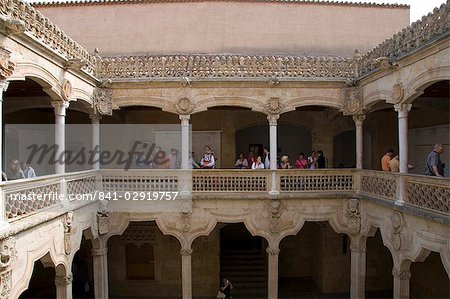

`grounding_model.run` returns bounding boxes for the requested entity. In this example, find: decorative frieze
[357,1,450,75]
[345,198,361,235]
[62,211,74,255]
[99,54,355,80]
[0,0,96,75]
